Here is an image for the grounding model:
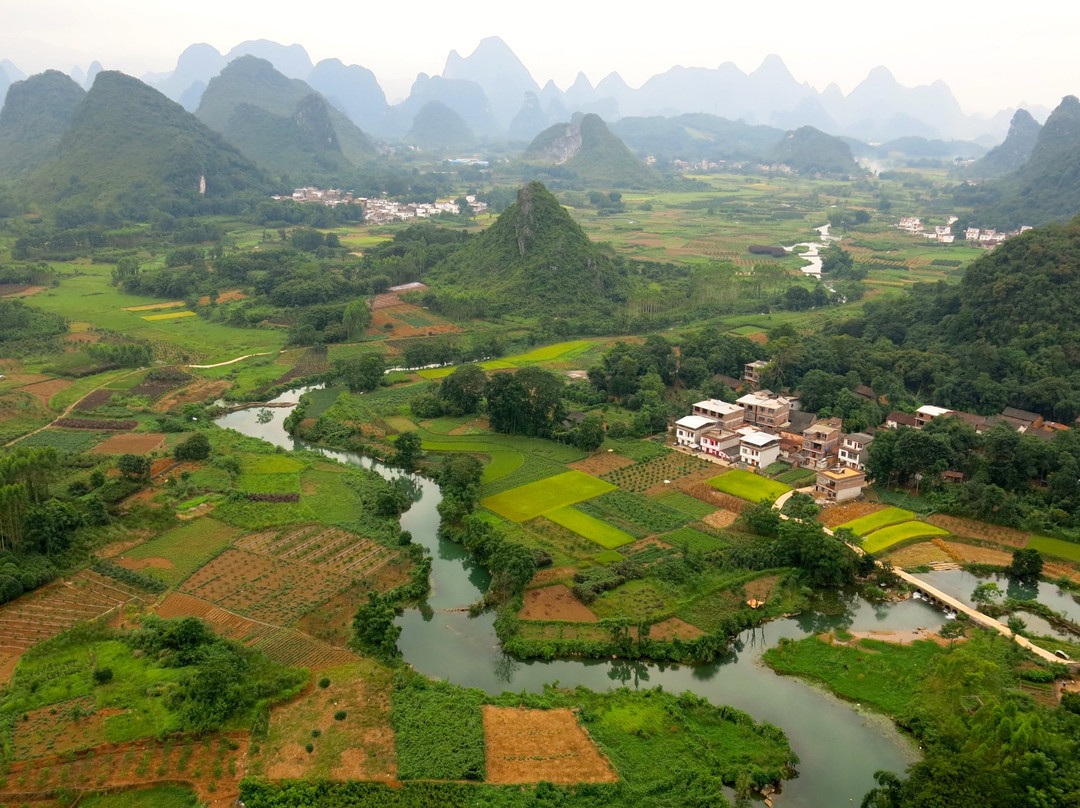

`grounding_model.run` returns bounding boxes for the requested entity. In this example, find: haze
[2,0,1077,114]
